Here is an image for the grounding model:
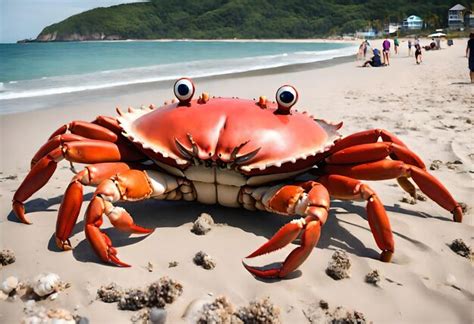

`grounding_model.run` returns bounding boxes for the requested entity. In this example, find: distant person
[408,39,412,56]
[382,38,391,65]
[363,39,370,58]
[394,37,399,54]
[415,44,422,64]
[467,33,474,83]
[357,41,367,60]
[414,36,420,47]
[362,49,382,67]
[435,38,440,50]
